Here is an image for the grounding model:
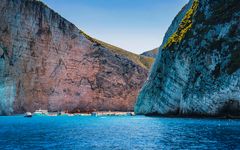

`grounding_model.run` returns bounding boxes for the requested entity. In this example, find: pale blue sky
[42,0,189,54]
